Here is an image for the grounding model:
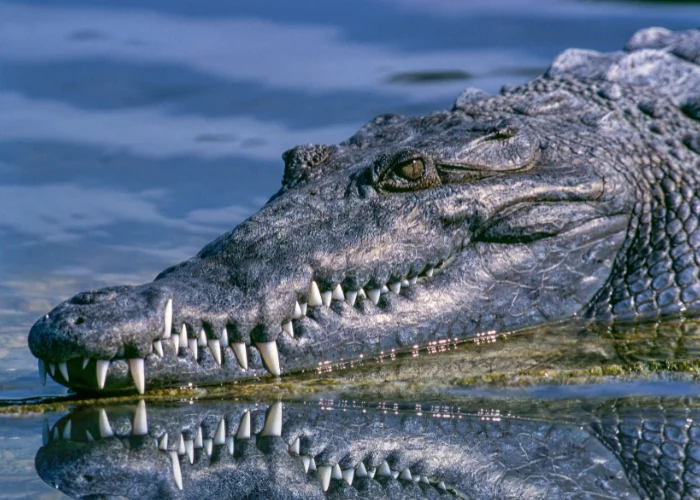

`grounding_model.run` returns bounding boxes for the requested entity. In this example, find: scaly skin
[28,27,700,393]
